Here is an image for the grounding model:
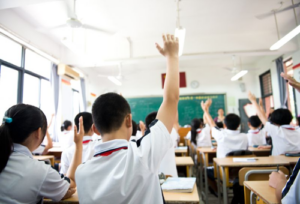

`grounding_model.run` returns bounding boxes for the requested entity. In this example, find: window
[0,66,19,118]
[25,49,51,78]
[23,74,40,107]
[259,70,274,117]
[0,34,22,66]
[73,90,80,119]
[41,80,54,118]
